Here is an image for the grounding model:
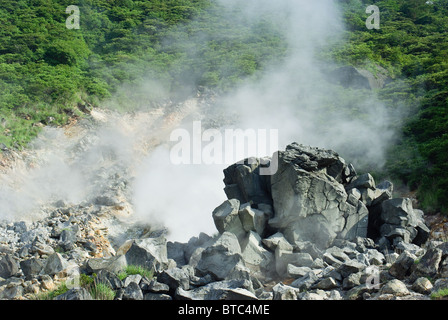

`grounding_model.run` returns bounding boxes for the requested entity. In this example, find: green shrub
[118,265,154,281]
[89,282,116,300]
[430,288,448,300]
